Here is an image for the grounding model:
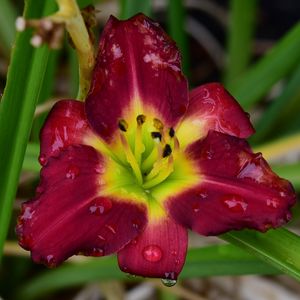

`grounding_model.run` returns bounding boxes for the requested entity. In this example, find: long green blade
[167,0,190,76]
[0,0,56,261]
[222,228,300,281]
[119,0,151,19]
[227,22,300,109]
[18,244,277,299]
[224,0,257,84]
[0,0,17,57]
